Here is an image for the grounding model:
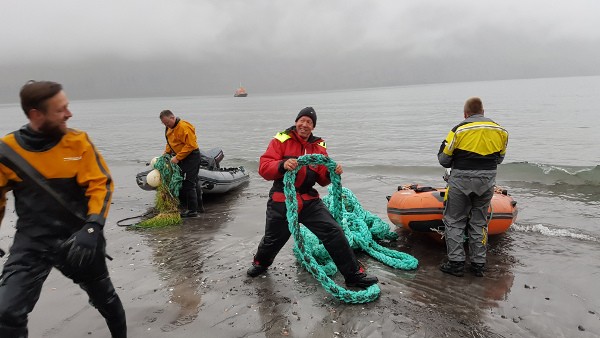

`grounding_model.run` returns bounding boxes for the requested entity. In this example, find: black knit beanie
[295,107,317,127]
